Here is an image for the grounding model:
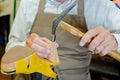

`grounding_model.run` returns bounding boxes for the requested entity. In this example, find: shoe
[1,43,60,78]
